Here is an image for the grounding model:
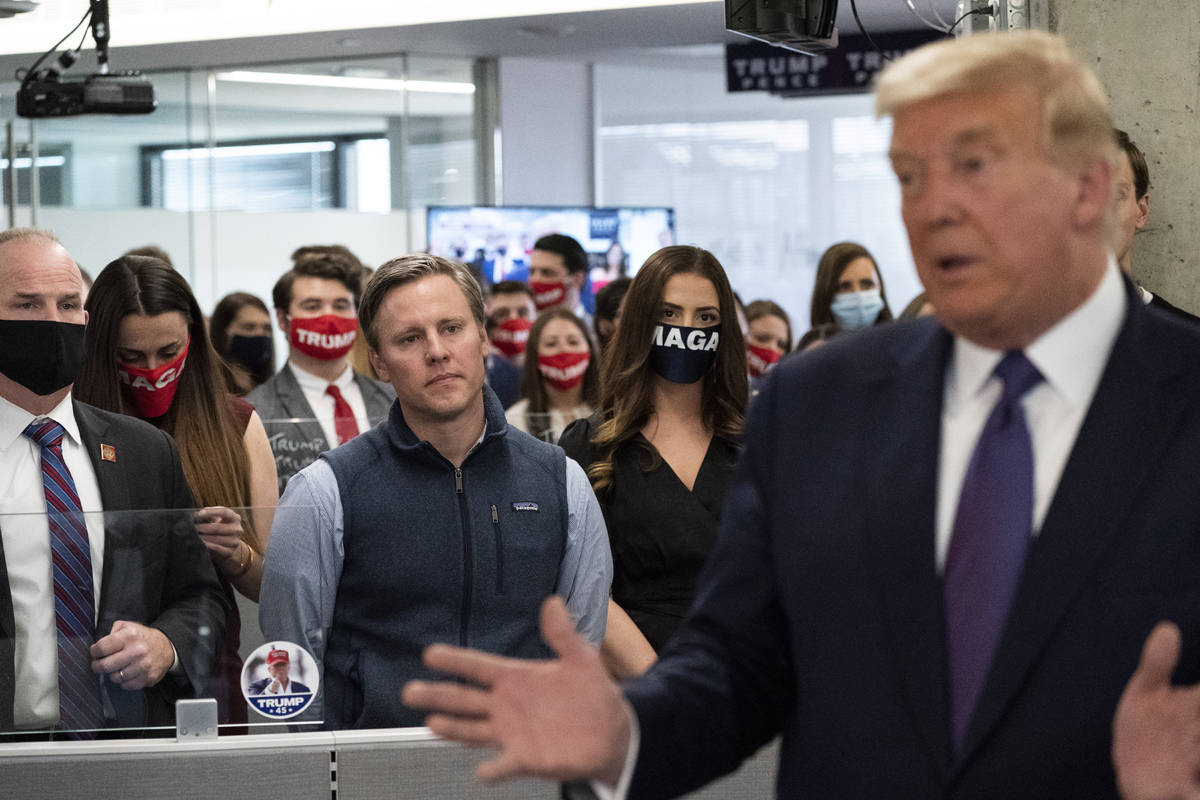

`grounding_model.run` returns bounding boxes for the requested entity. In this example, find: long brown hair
[588,246,746,492]
[519,308,599,441]
[810,241,894,328]
[76,256,254,528]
